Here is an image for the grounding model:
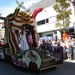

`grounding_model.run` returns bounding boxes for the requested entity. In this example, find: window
[46,34,53,36]
[46,19,49,23]
[37,18,49,25]
[37,20,45,25]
